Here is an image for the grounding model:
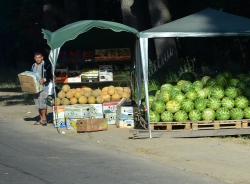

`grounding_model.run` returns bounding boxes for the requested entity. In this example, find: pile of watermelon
[147,72,250,122]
